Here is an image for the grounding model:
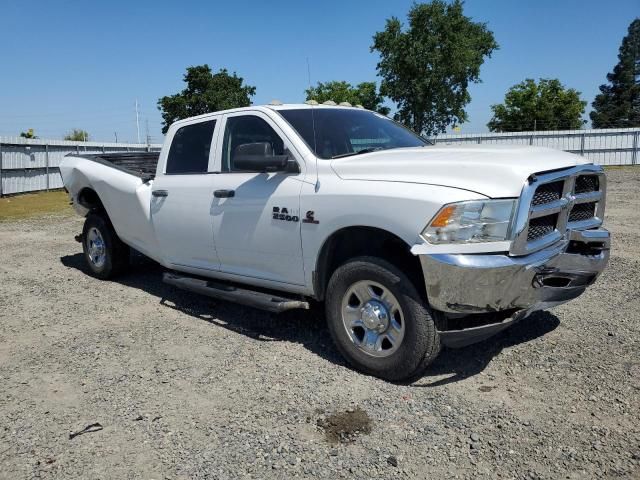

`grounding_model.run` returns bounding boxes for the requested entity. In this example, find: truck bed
[67,152,159,181]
